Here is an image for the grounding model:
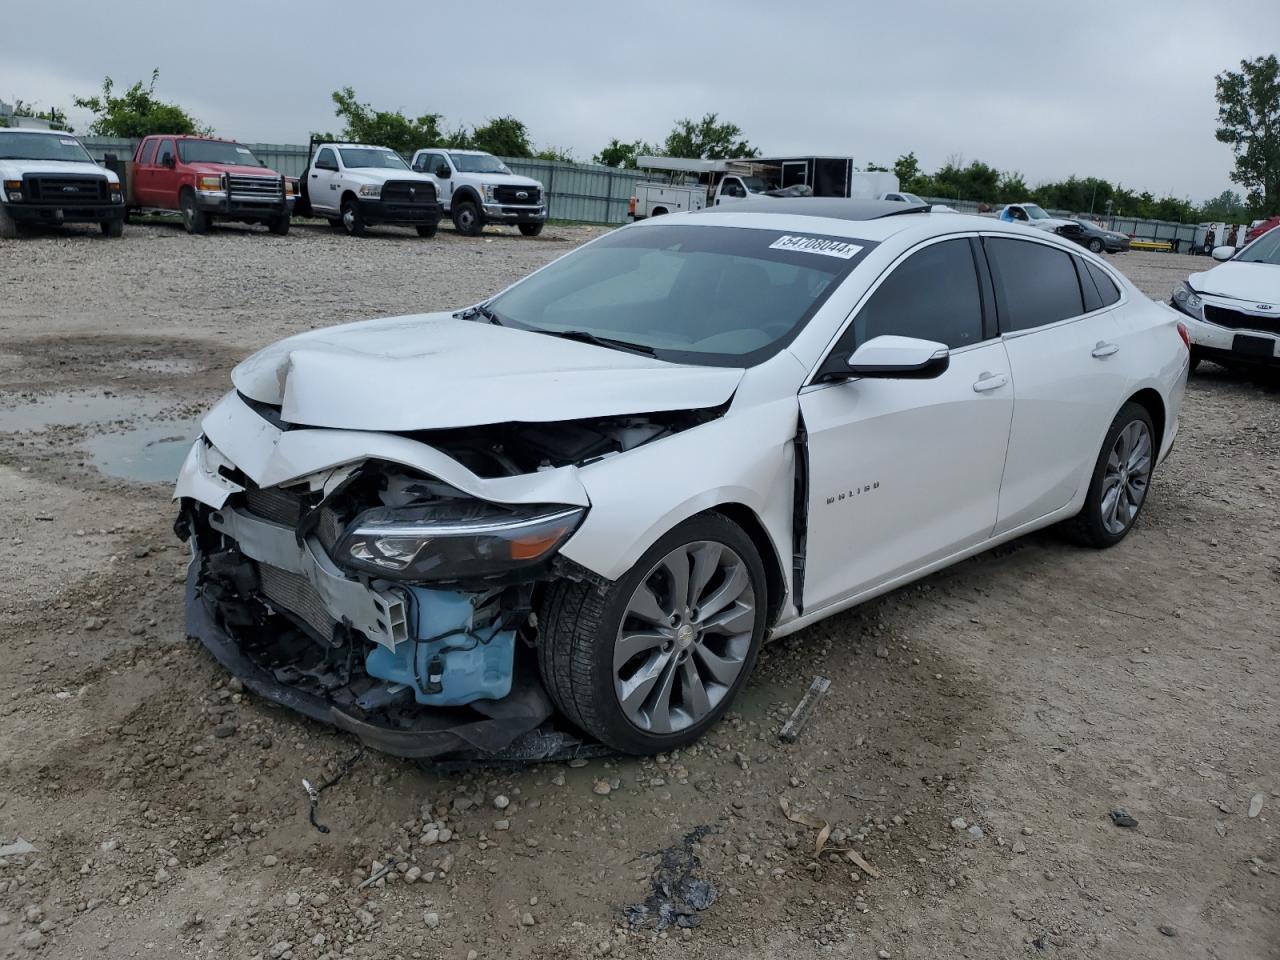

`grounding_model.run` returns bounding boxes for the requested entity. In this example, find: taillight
[628,197,636,216]
[1176,321,1191,350]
